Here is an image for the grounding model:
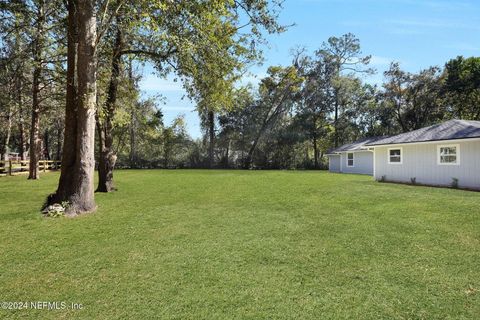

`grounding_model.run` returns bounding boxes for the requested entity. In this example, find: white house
[327,120,480,190]
[365,120,480,190]
[326,137,384,175]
